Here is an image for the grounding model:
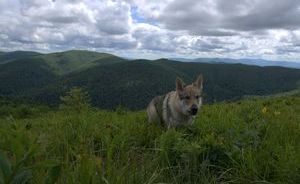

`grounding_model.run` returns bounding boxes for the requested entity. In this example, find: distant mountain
[171,58,300,69]
[169,58,193,62]
[237,59,300,69]
[0,50,126,74]
[0,50,300,110]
